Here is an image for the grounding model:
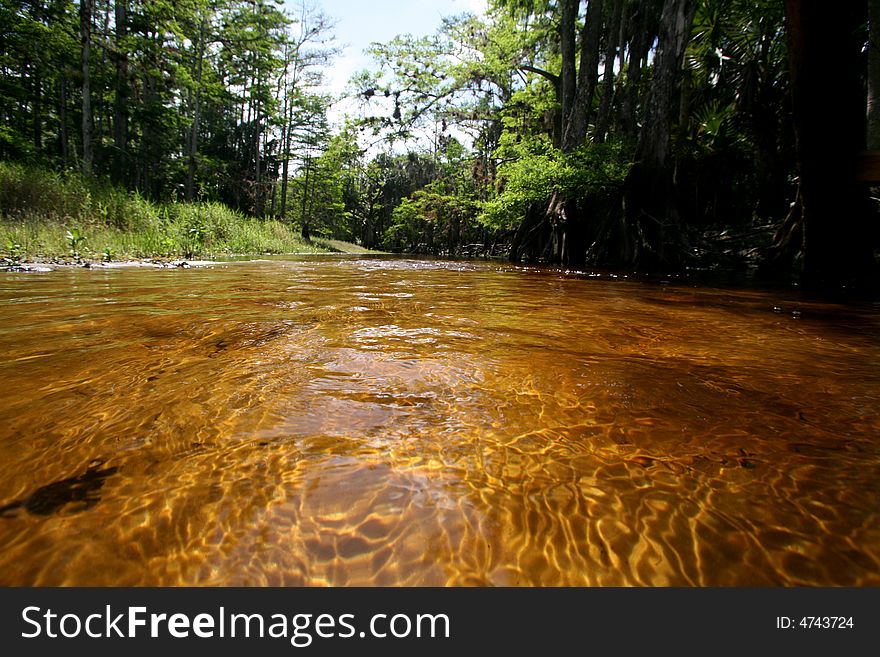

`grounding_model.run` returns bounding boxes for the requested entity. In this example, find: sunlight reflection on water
[0,257,878,585]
